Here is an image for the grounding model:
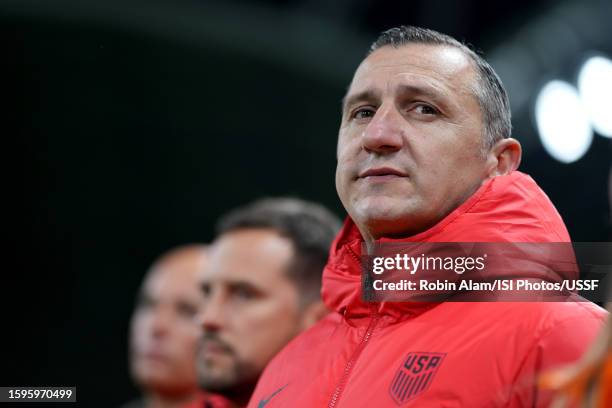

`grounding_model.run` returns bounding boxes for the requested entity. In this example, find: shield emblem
[388,352,446,405]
